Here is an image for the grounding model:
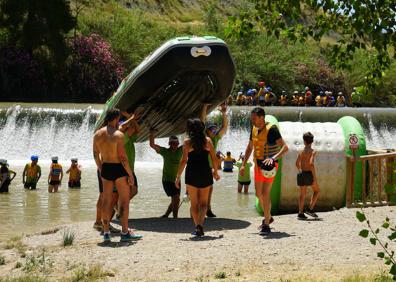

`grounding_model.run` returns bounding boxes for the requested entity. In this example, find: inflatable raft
[95,36,236,141]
